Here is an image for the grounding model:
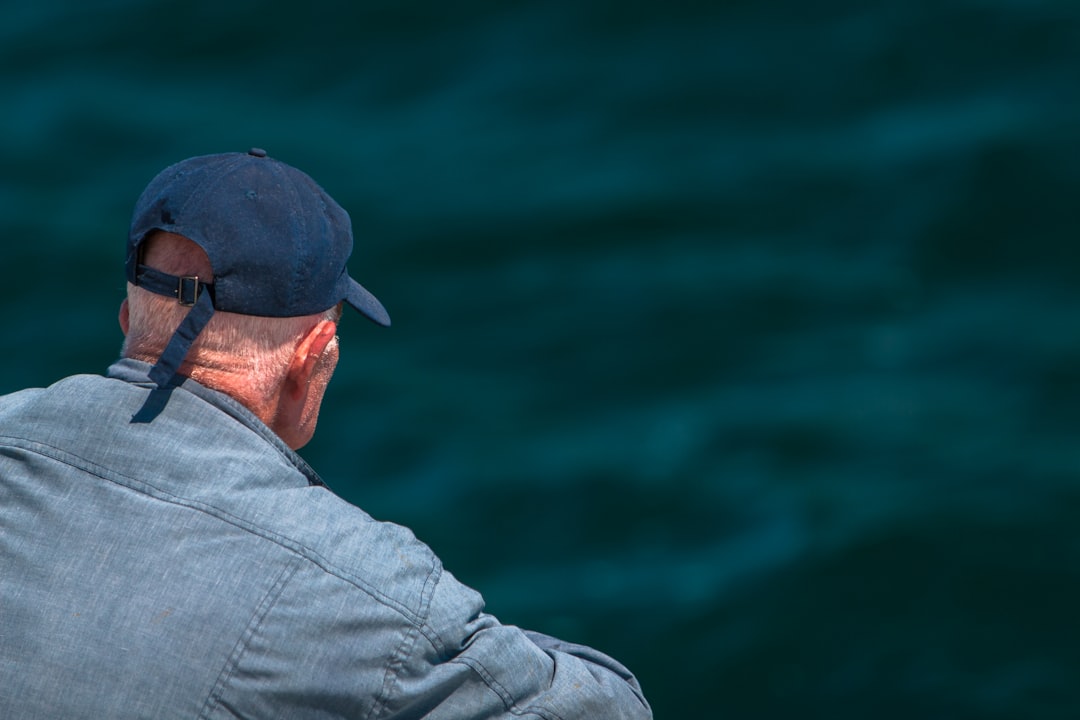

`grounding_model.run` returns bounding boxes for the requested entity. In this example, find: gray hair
[122,232,341,394]
[123,285,340,392]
